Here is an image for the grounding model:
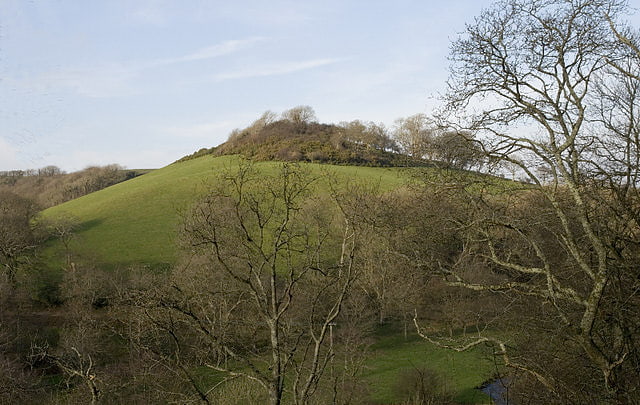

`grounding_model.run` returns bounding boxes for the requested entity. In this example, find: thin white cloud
[14,38,265,98]
[215,58,342,81]
[172,38,266,64]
